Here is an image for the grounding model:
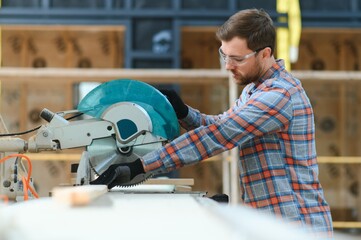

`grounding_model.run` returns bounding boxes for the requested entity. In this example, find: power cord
[0,112,84,137]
